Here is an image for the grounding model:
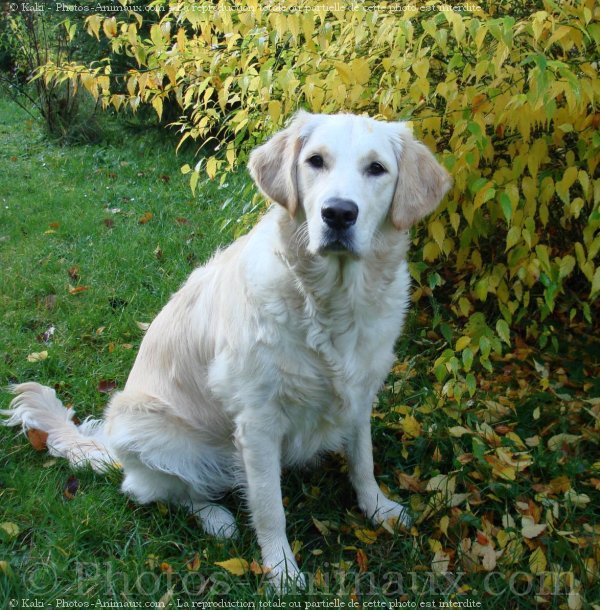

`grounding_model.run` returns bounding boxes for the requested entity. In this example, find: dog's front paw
[263,555,306,593]
[366,495,411,528]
